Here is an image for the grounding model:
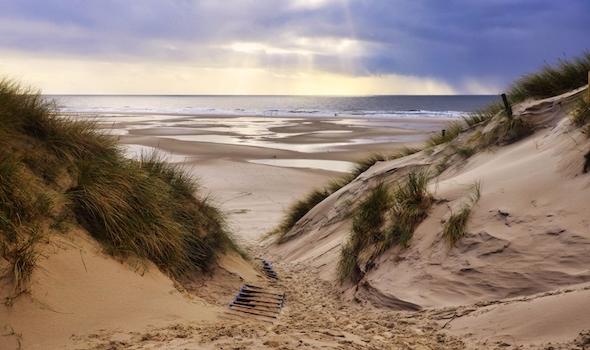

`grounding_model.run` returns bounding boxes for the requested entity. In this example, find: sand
[0,229,219,350]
